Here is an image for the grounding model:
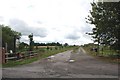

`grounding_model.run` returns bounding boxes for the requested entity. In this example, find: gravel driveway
[2,47,118,78]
